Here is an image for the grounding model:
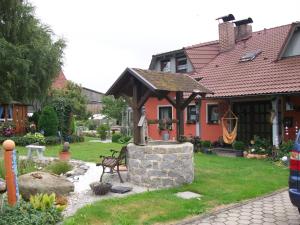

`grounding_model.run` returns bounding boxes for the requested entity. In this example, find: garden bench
[96,146,127,183]
[26,144,46,160]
